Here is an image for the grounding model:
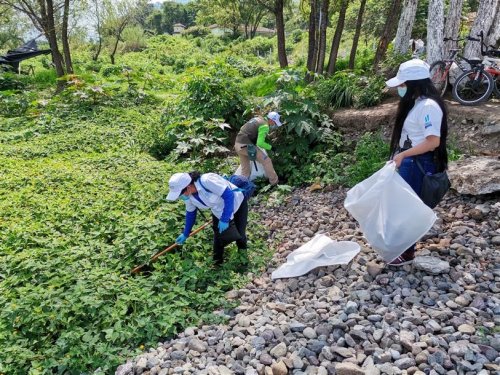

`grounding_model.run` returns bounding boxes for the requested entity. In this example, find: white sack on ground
[271,234,360,279]
[235,148,268,180]
[344,162,437,263]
